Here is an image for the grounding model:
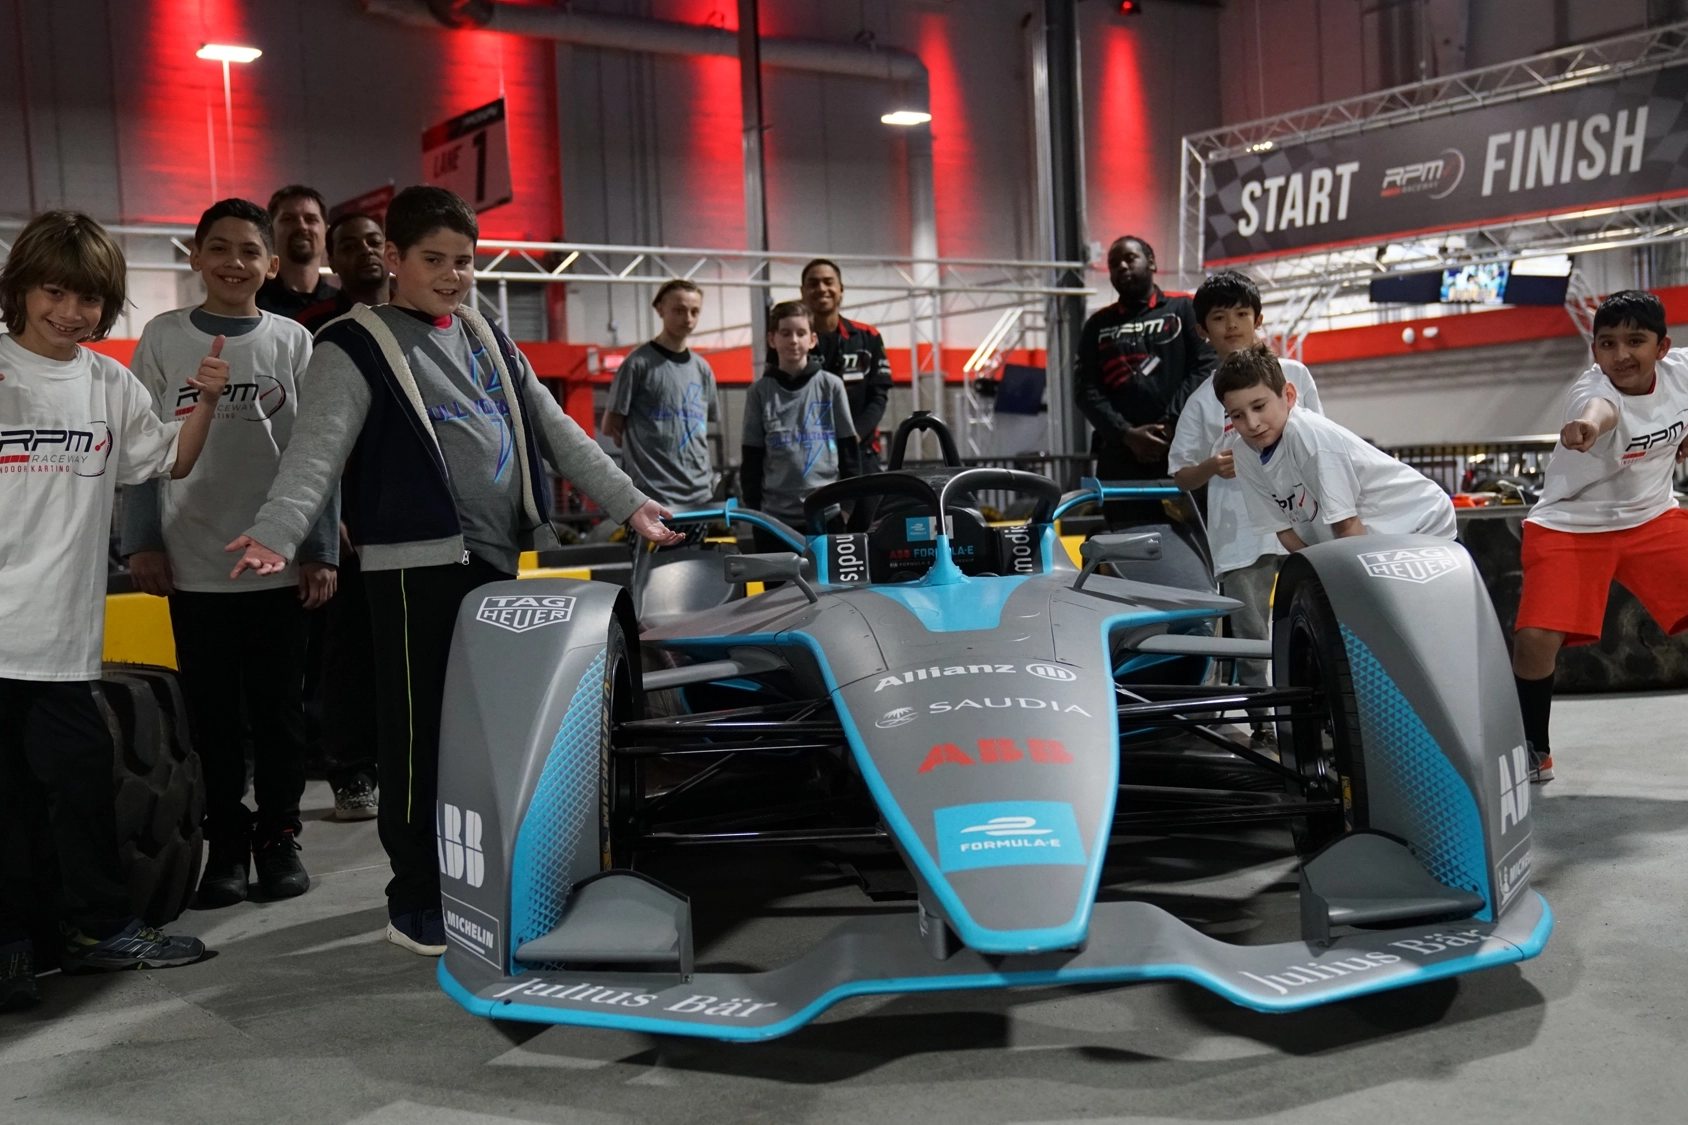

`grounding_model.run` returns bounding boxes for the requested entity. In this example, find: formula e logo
[1357,546,1461,584]
[437,803,484,887]
[1025,662,1076,682]
[934,800,1085,872]
[475,594,575,632]
[877,707,918,728]
[1497,743,1531,834]
[1380,149,1464,199]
